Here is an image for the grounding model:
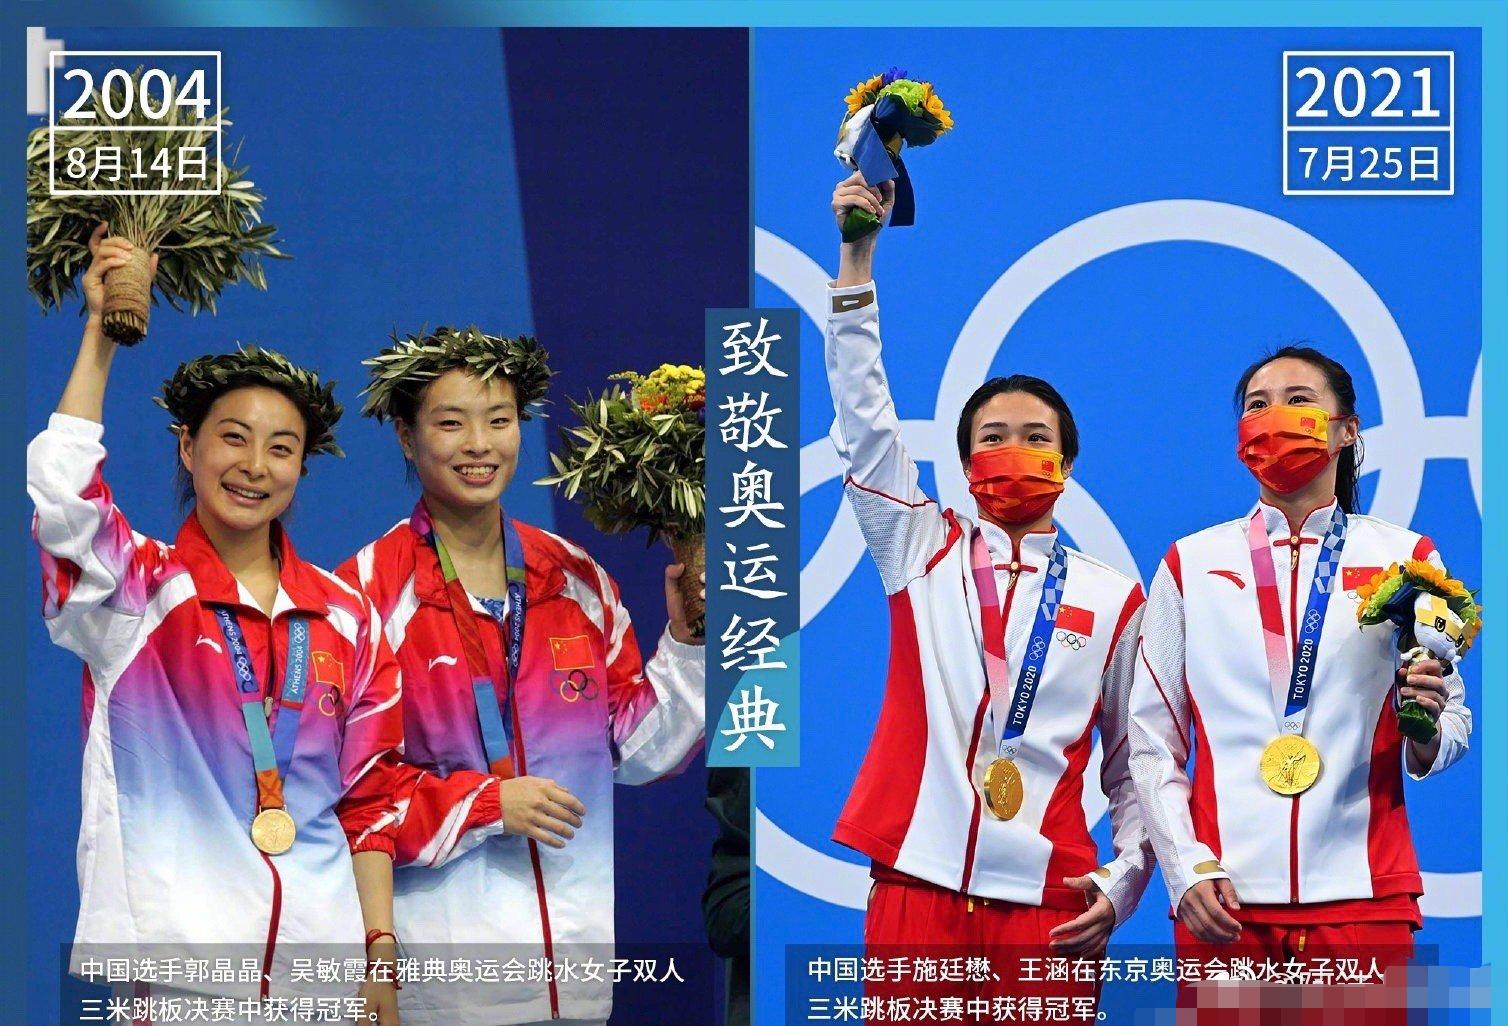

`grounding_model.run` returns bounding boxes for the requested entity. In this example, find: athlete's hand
[1400,656,1450,772]
[82,222,157,320]
[1049,875,1116,956]
[666,562,705,645]
[357,978,400,1025]
[833,172,894,286]
[1398,657,1449,720]
[358,931,400,1026]
[497,776,585,848]
[831,171,894,235]
[1177,878,1242,943]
